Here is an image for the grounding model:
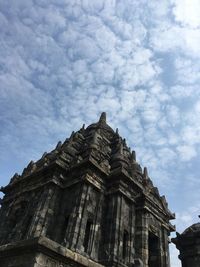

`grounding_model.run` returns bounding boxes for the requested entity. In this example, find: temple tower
[172,222,200,267]
[0,113,175,267]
